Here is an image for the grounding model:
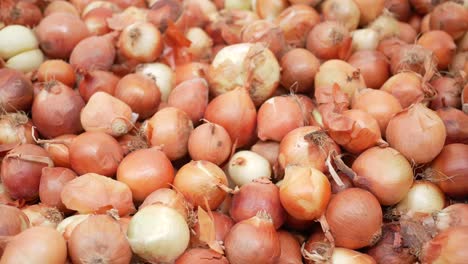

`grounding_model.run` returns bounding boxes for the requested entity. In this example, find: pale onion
[186,27,213,61]
[227,150,272,187]
[370,14,400,40]
[5,49,44,73]
[351,29,380,52]
[354,0,385,26]
[224,0,251,10]
[322,0,360,31]
[127,204,190,263]
[56,214,90,240]
[0,25,38,60]
[395,181,445,215]
[136,63,175,102]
